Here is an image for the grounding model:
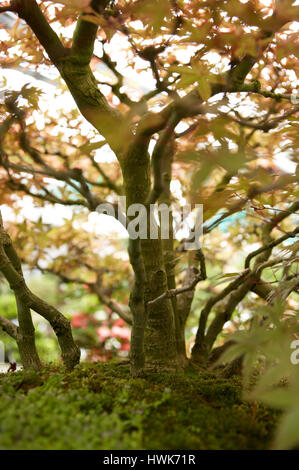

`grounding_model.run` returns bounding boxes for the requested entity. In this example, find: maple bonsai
[0,0,298,377]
